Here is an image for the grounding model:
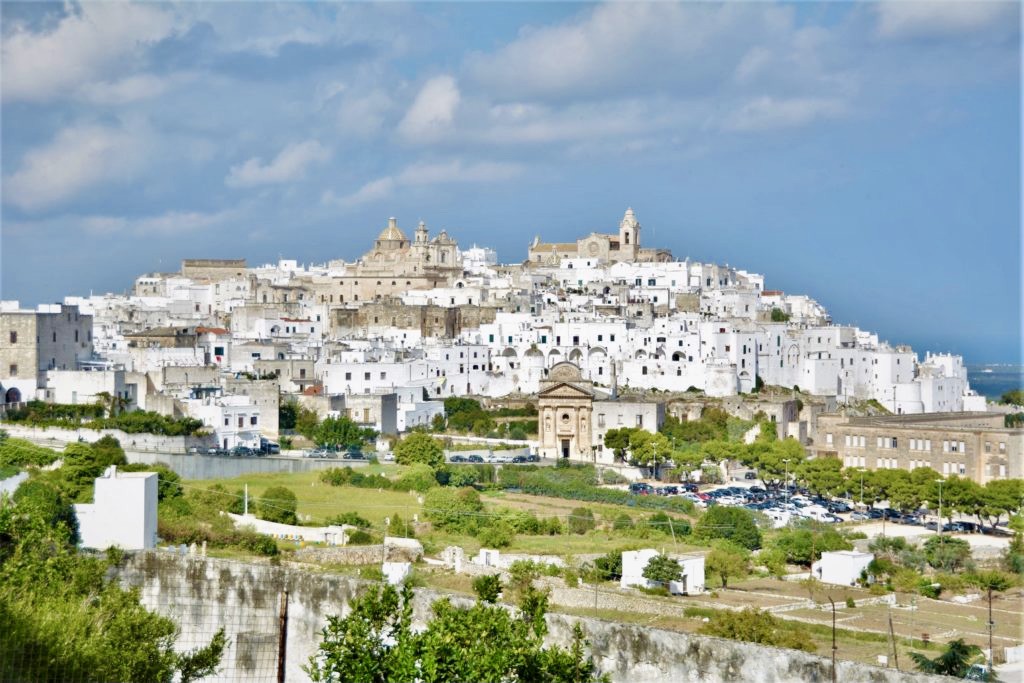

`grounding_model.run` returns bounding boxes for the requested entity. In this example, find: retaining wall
[113,553,951,683]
